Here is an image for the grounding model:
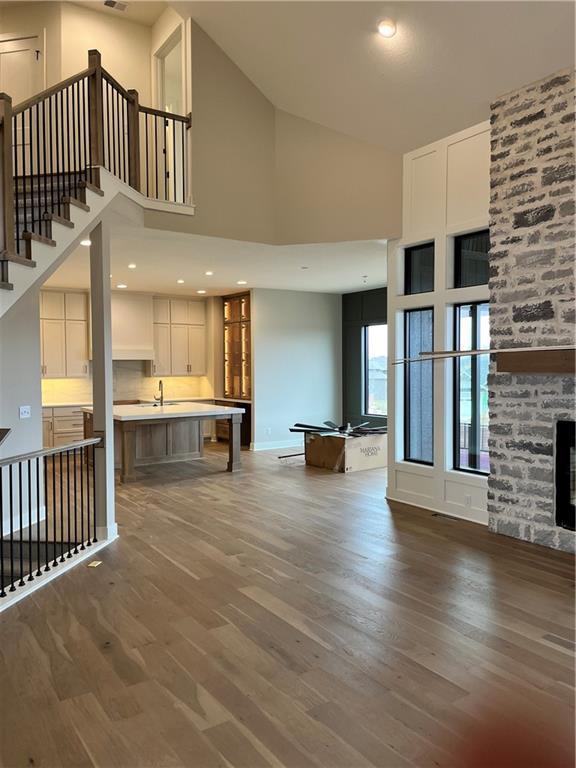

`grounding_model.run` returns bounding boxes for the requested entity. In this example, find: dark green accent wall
[342,287,387,427]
